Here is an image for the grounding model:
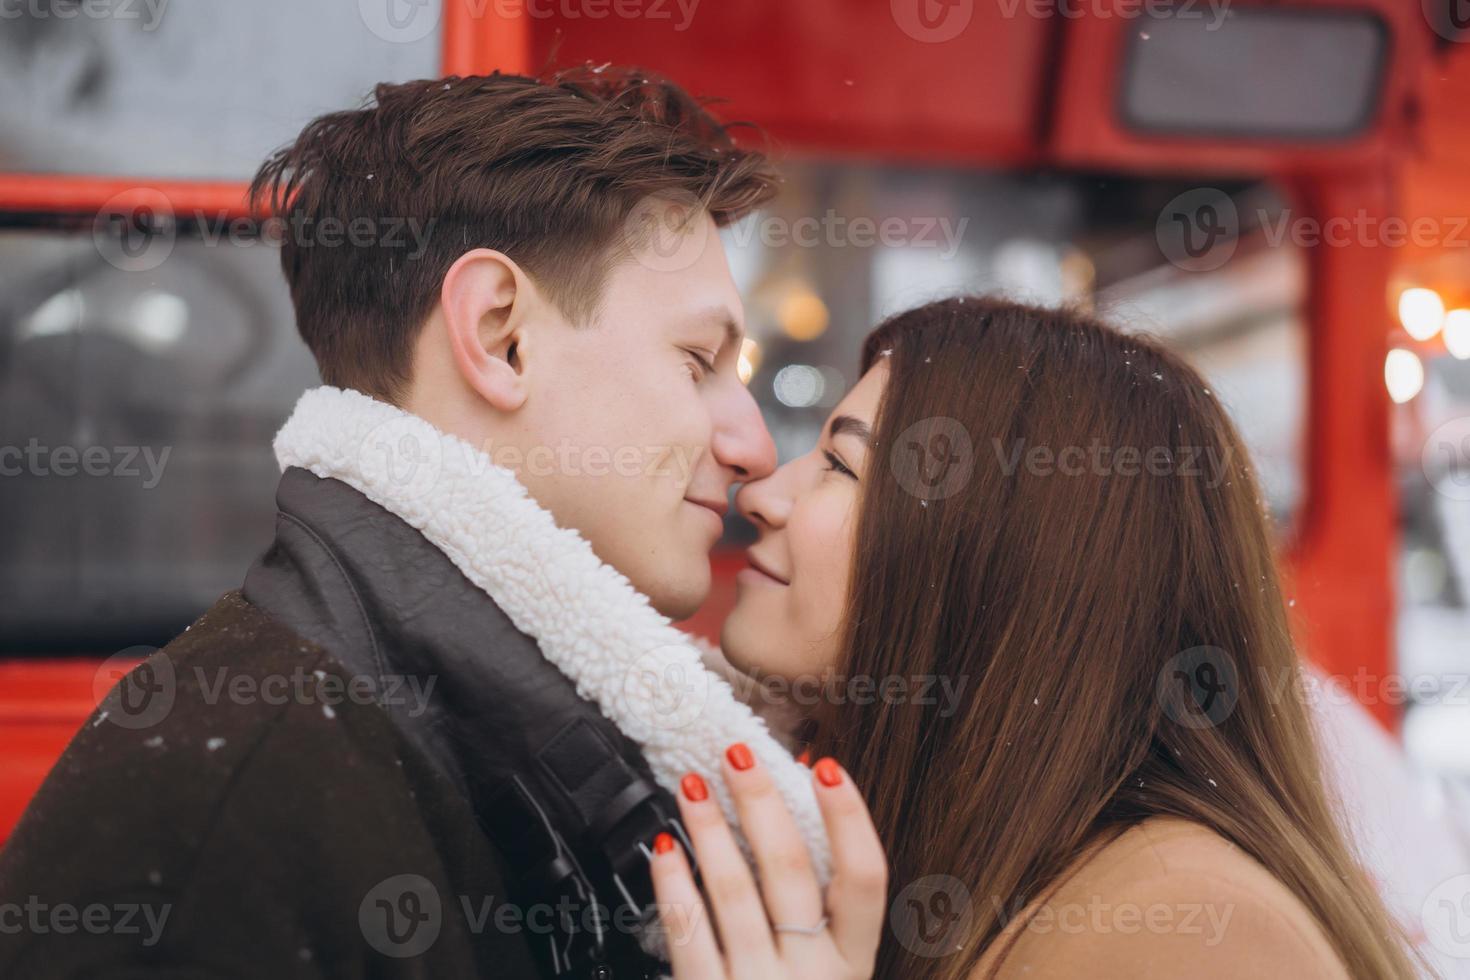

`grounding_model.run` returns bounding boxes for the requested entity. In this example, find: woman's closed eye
[822,450,857,480]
